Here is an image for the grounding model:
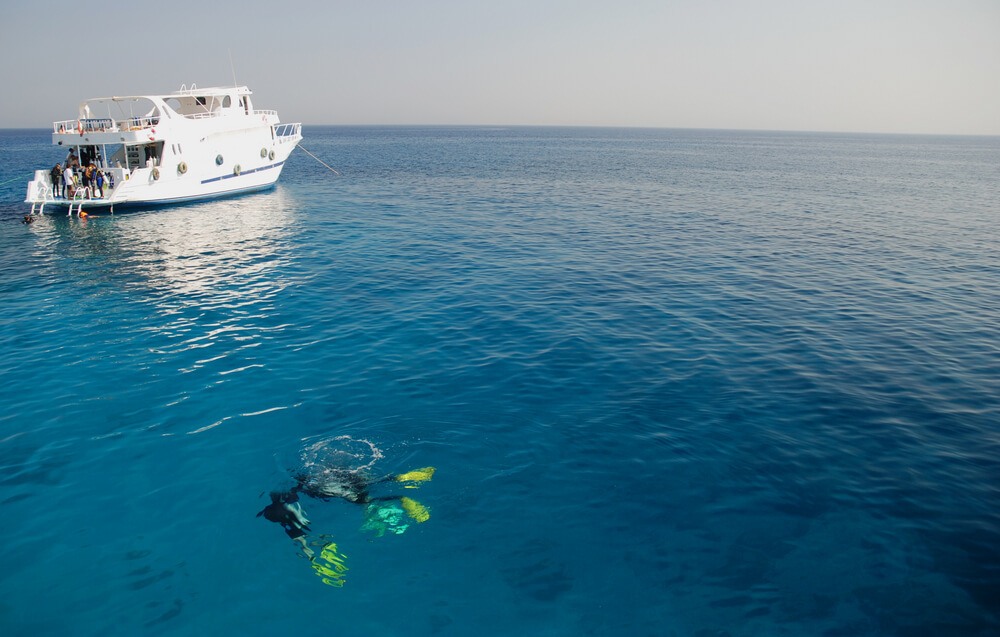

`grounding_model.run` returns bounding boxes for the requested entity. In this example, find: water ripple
[1,128,998,635]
